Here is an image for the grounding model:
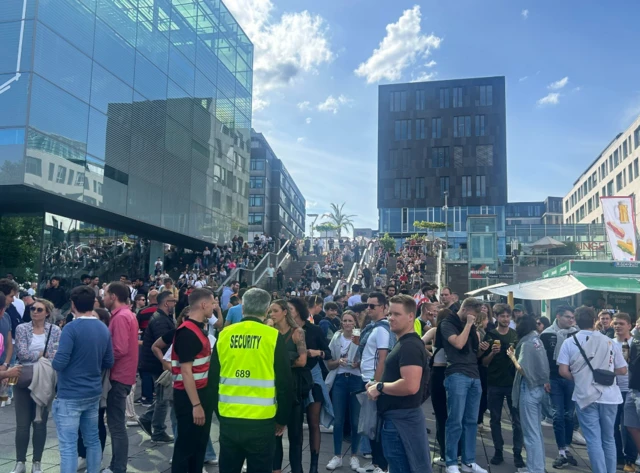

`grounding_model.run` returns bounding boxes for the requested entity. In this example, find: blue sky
[224,0,640,232]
